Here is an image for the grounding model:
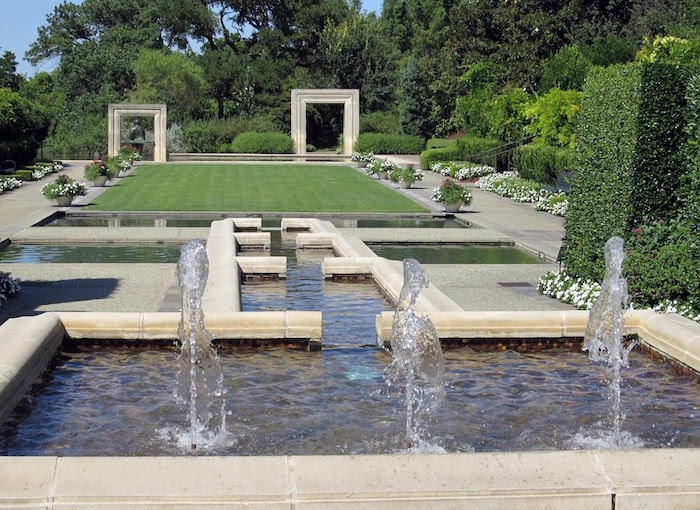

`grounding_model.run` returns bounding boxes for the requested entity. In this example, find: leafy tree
[0,51,23,91]
[487,87,532,142]
[539,45,592,93]
[399,56,432,138]
[636,35,700,64]
[130,50,208,123]
[523,88,581,148]
[453,62,497,137]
